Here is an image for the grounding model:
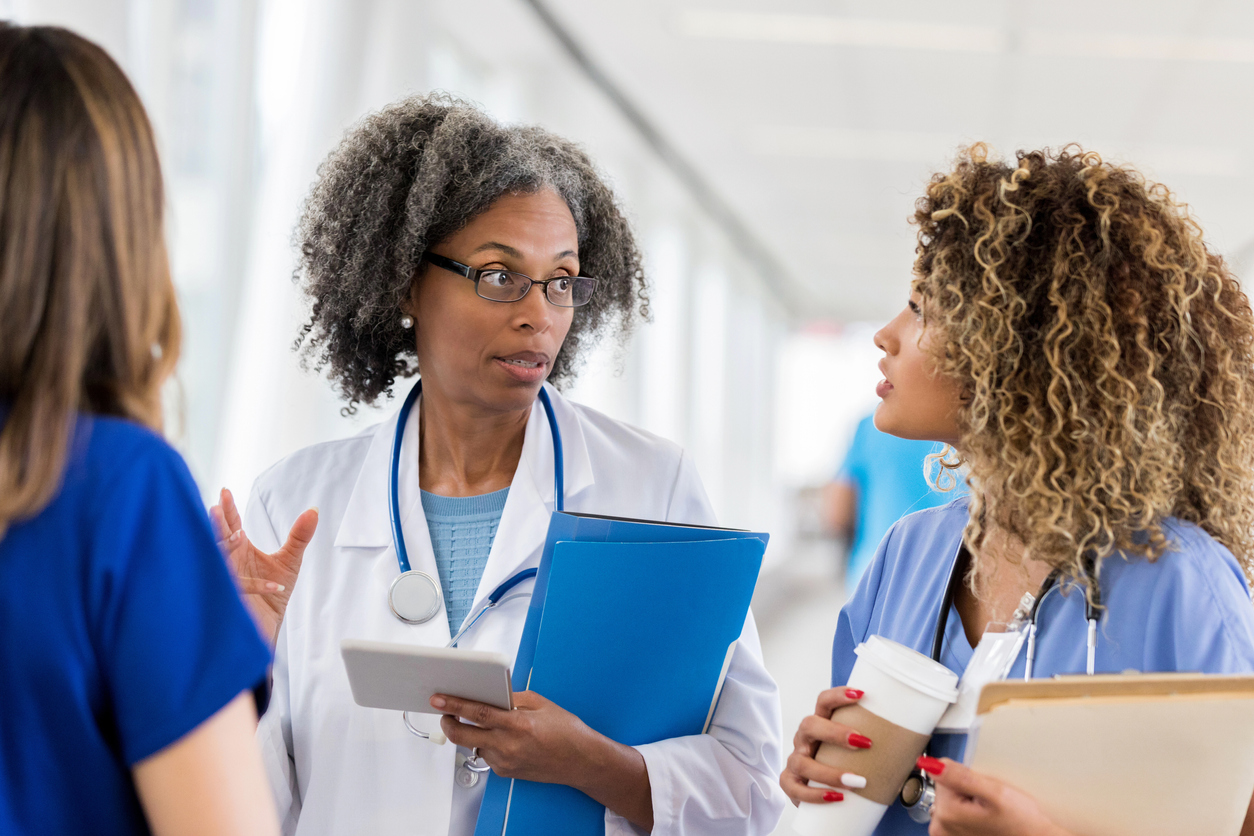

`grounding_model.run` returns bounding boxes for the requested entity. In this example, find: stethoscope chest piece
[389,570,442,624]
[455,750,491,788]
[455,763,479,788]
[900,769,937,823]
